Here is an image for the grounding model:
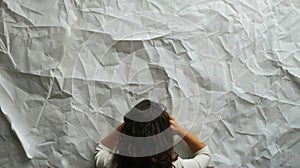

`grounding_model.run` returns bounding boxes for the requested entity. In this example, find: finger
[168,114,175,121]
